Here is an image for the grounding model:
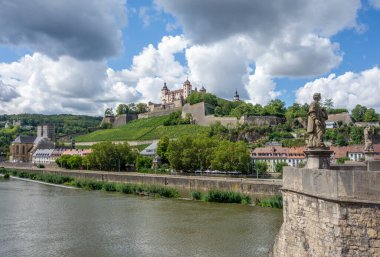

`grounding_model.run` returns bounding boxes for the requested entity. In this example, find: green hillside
[75,115,210,142]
